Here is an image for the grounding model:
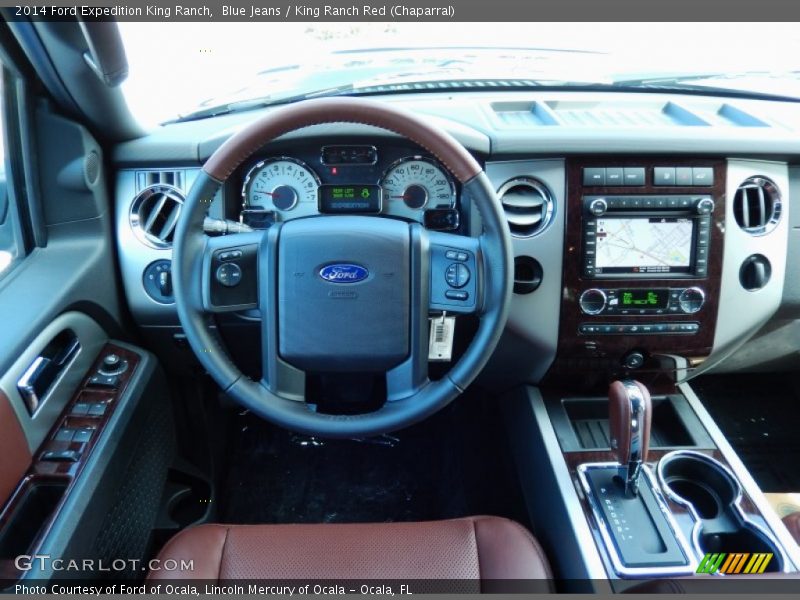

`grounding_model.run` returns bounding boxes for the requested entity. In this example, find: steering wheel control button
[579,288,607,315]
[678,287,705,313]
[445,250,470,262]
[445,290,469,301]
[445,263,471,288]
[218,249,244,262]
[216,262,243,287]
